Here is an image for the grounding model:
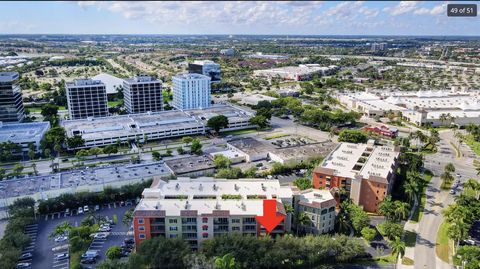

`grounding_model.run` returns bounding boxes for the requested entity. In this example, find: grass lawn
[402,257,414,266]
[436,221,452,263]
[222,128,258,136]
[410,170,433,223]
[371,254,397,265]
[264,133,289,140]
[464,135,480,157]
[108,100,122,107]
